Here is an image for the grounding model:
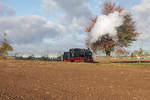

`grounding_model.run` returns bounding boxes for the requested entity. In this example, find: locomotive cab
[63,52,71,62]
